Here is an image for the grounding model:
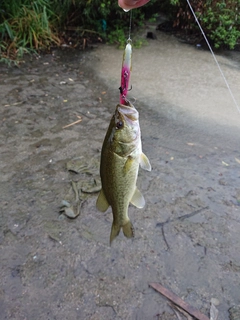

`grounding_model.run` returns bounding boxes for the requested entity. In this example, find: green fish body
[96,101,151,244]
